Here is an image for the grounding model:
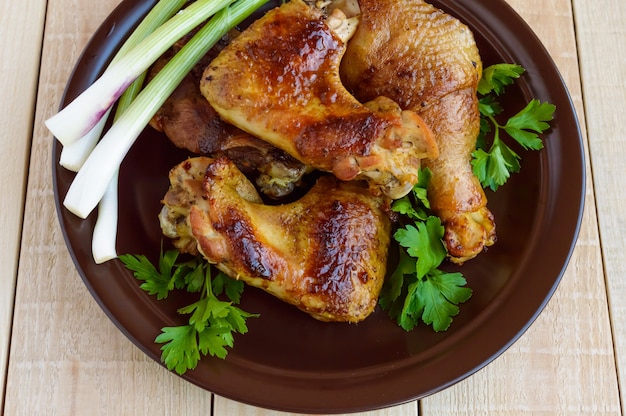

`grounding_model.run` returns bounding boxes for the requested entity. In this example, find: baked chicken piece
[159,156,392,323]
[201,0,438,200]
[147,35,308,199]
[340,0,496,263]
